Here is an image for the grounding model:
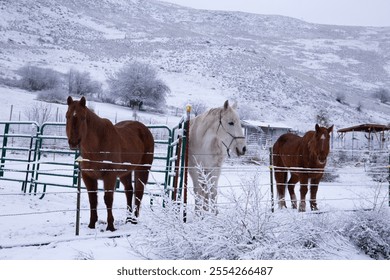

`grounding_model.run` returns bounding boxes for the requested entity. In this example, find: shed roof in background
[337,123,390,133]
